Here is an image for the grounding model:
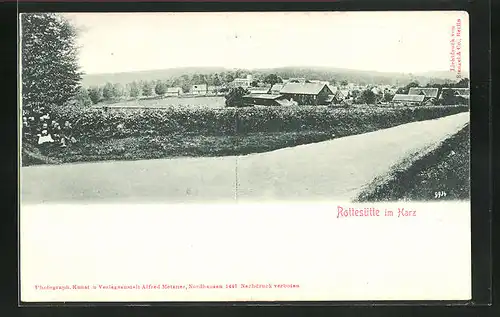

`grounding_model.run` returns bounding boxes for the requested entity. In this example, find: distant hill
[81,66,469,87]
[82,67,228,87]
